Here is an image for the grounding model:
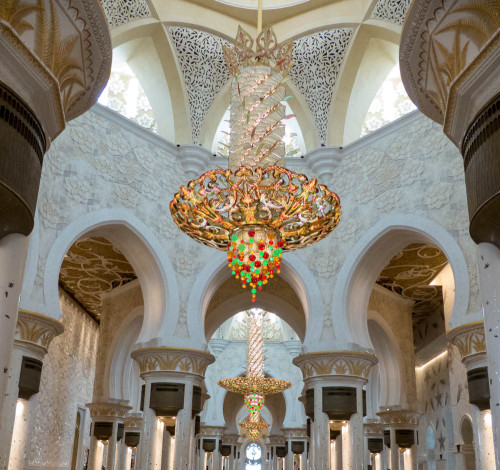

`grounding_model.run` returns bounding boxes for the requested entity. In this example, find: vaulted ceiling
[100,0,411,149]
